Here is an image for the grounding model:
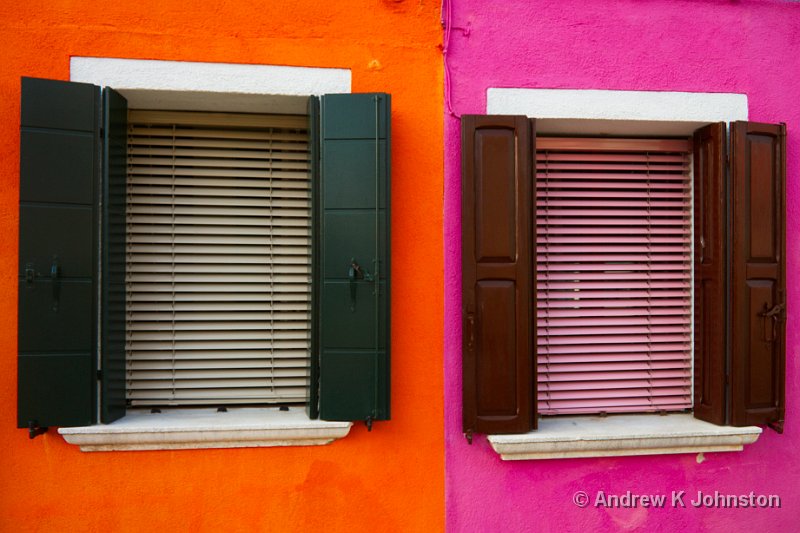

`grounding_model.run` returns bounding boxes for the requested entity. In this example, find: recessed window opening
[125,109,311,407]
[536,136,692,415]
